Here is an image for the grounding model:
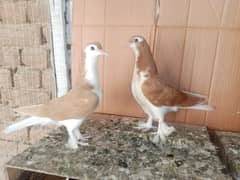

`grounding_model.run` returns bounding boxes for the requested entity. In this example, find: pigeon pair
[4,36,213,149]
